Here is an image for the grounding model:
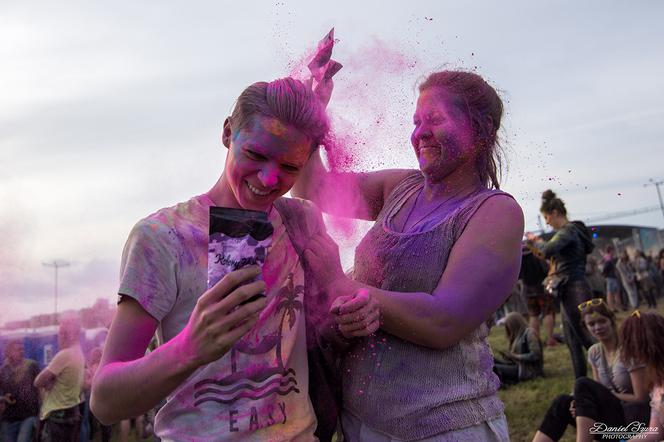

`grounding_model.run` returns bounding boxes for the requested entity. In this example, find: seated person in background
[493,312,543,386]
[532,299,649,442]
[621,311,664,442]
